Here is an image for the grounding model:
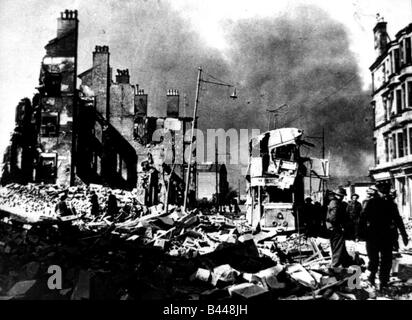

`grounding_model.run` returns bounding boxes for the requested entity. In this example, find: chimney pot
[373,21,388,57]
